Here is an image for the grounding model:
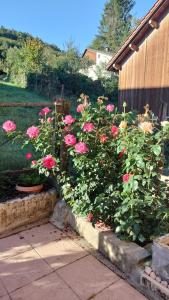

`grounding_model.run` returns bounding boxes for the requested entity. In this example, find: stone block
[152,234,169,282]
[0,188,58,235]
